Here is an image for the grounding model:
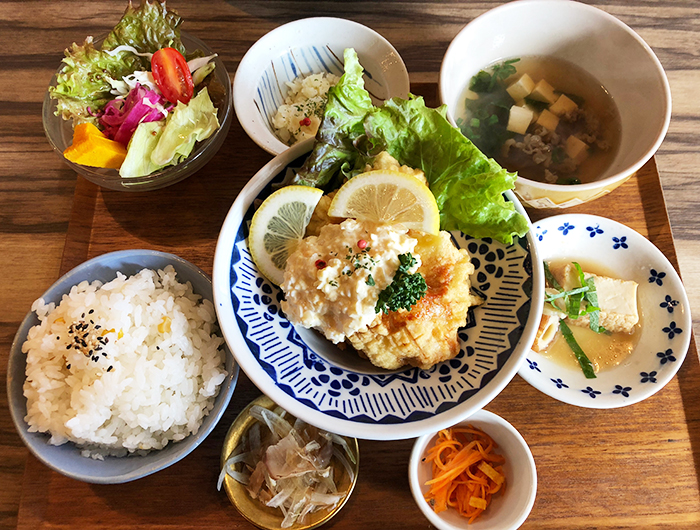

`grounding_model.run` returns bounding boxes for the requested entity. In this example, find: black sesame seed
[66,345,71,350]
[81,313,85,318]
[95,325,101,329]
[66,364,71,369]
[90,320,94,324]
[101,352,107,357]
[104,338,109,343]
[89,350,93,355]
[56,336,60,340]
[89,309,94,314]
[107,366,113,372]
